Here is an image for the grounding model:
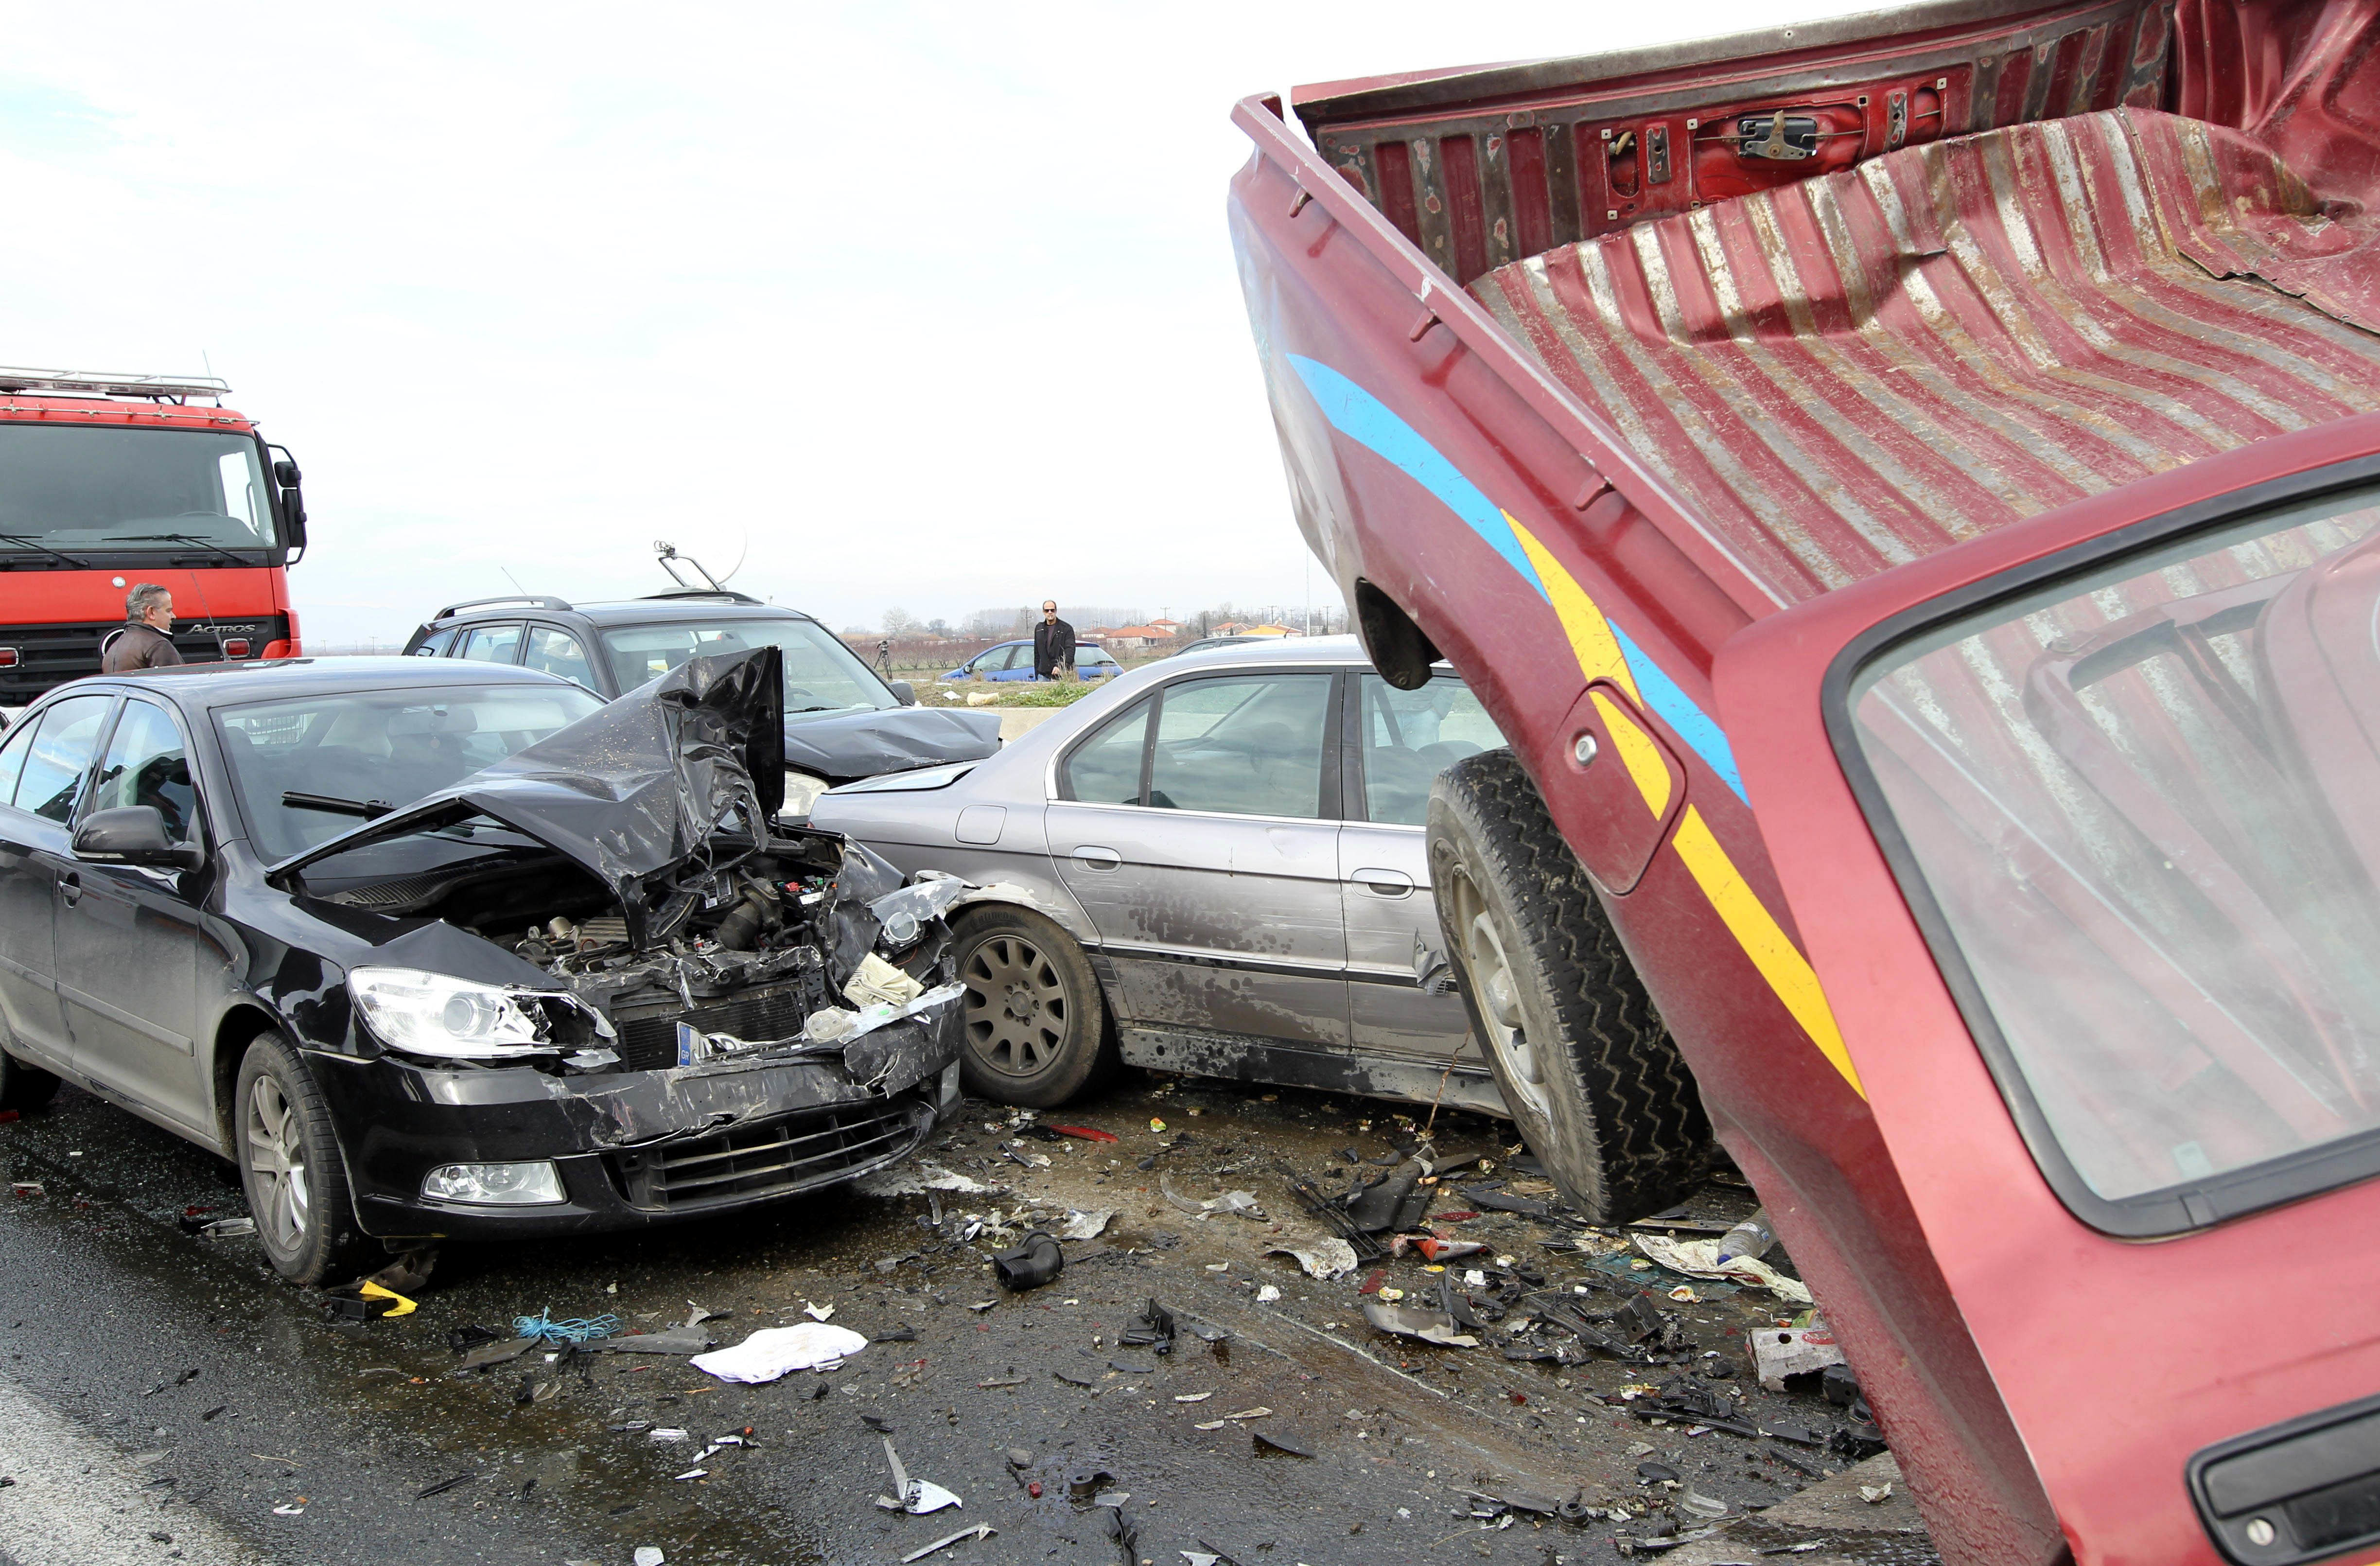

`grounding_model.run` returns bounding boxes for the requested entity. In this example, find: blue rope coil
[513,1309,621,1344]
